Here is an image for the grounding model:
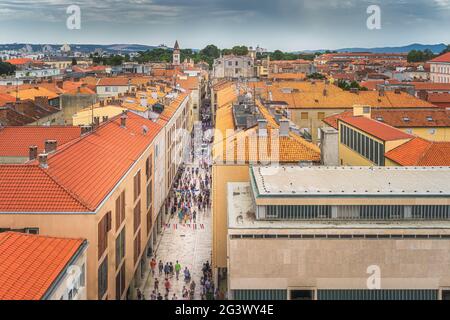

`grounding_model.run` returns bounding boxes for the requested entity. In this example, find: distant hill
[300,43,447,54]
[0,43,159,53]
